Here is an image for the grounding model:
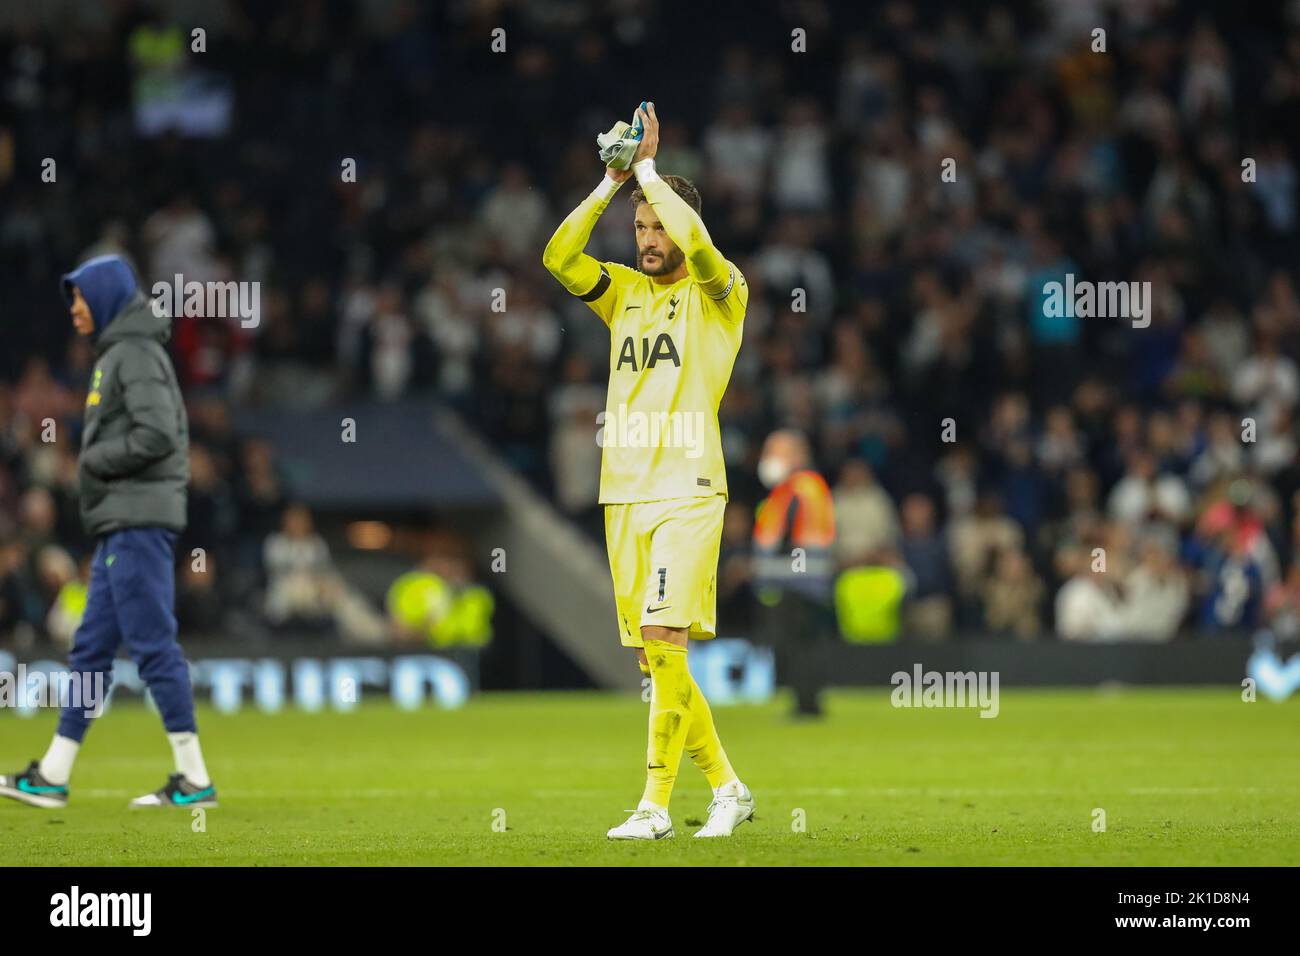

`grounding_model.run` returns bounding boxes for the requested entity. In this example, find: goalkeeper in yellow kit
[543,102,754,839]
